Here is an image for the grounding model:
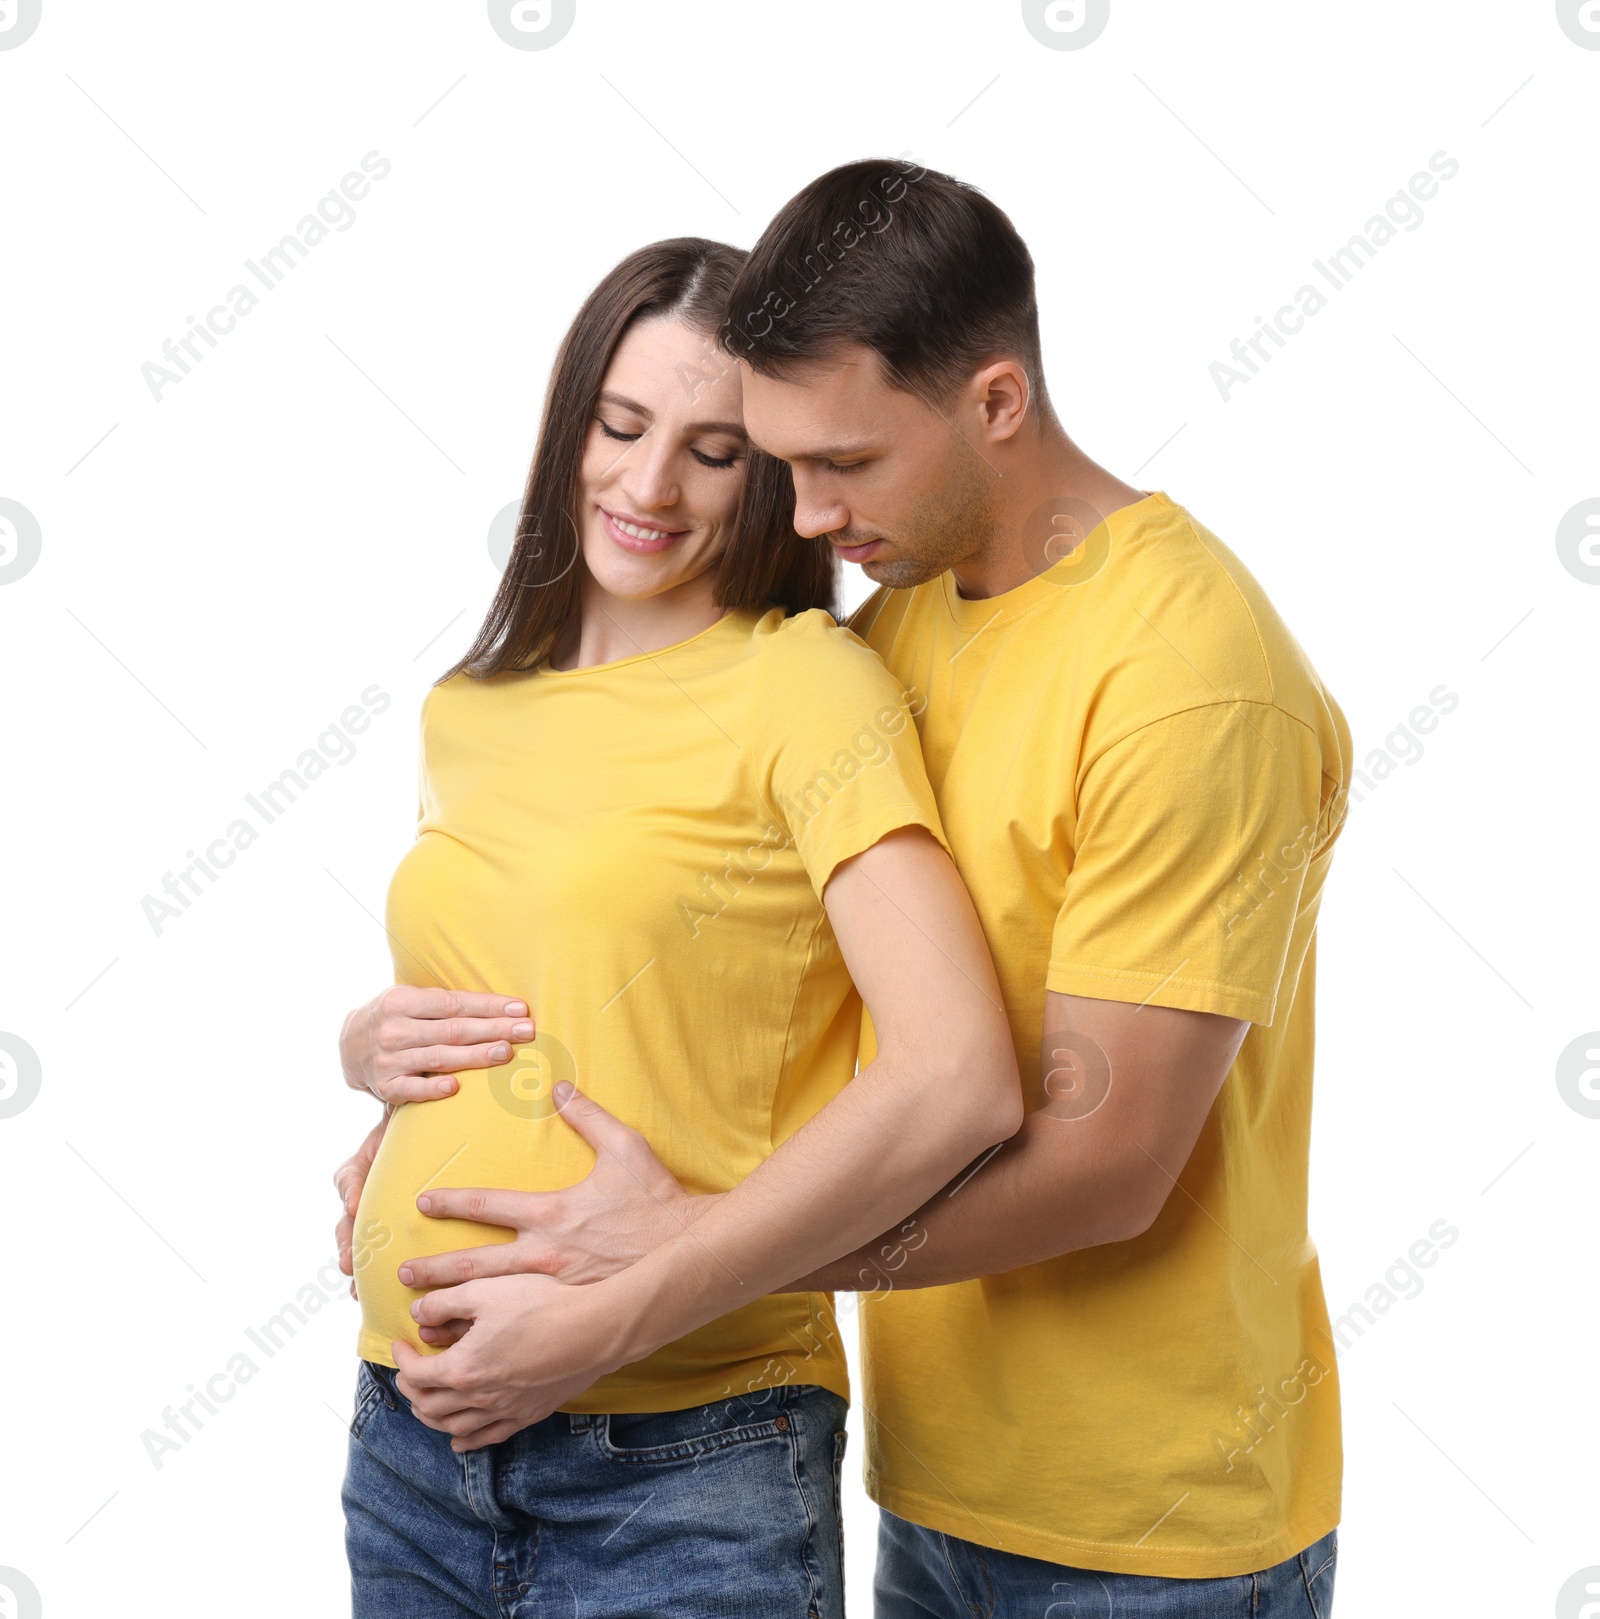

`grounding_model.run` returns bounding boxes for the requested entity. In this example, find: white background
[2,2,1597,1614]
